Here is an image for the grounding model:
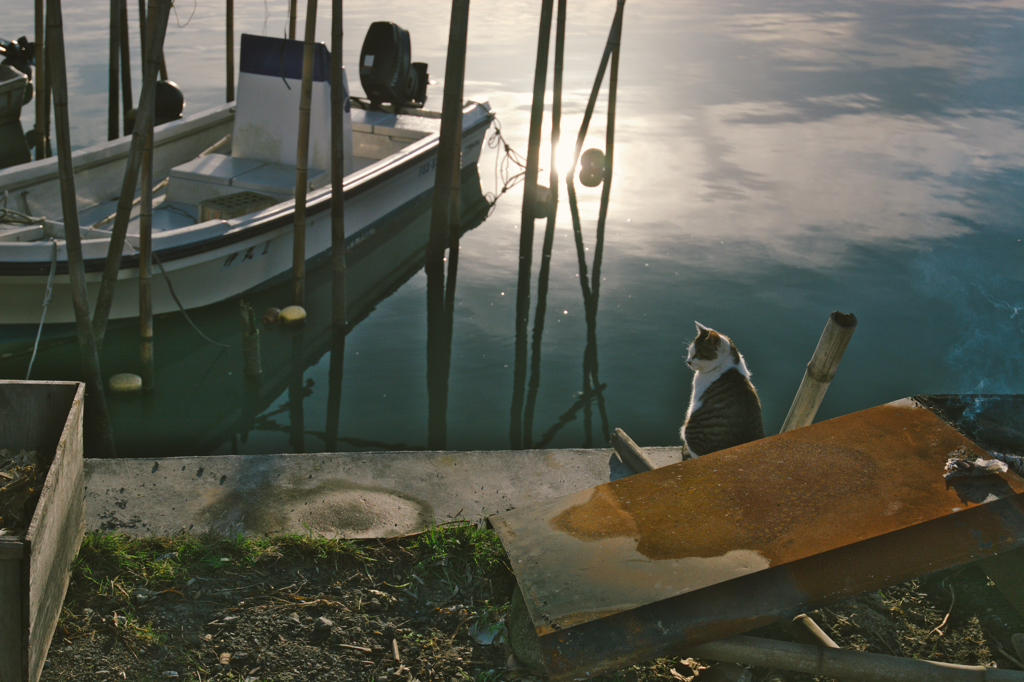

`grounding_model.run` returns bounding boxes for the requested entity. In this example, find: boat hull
[0,101,493,352]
